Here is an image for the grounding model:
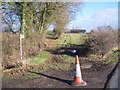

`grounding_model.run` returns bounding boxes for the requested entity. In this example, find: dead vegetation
[2,32,46,69]
[86,28,118,59]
